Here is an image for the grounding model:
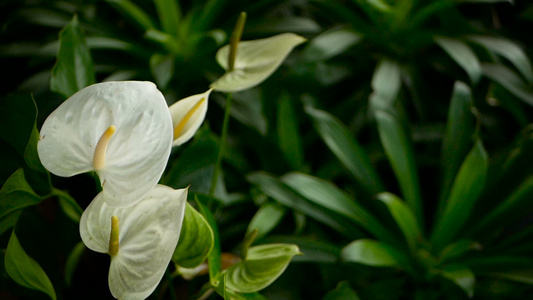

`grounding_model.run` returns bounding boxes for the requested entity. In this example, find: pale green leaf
[5,231,57,300]
[149,53,175,89]
[246,202,286,240]
[173,203,215,268]
[302,27,361,62]
[211,33,306,92]
[225,244,300,293]
[435,37,481,84]
[370,59,402,109]
[50,15,95,98]
[482,63,533,106]
[341,239,407,267]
